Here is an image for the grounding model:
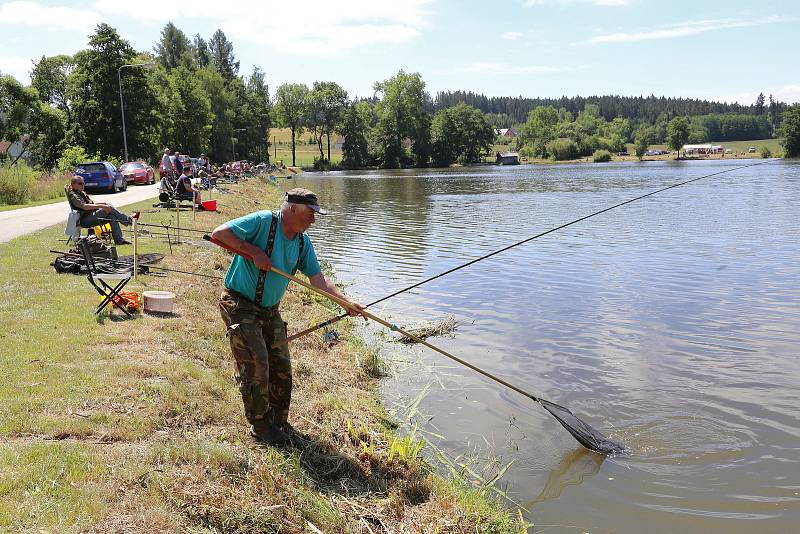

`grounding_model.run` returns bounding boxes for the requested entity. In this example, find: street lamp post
[232,128,246,161]
[118,61,155,163]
